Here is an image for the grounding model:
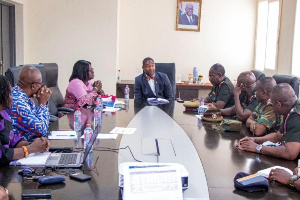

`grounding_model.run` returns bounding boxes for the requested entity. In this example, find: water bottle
[74,108,81,131]
[193,67,198,84]
[84,124,93,153]
[125,99,129,112]
[94,96,103,128]
[86,151,93,169]
[124,85,130,100]
[198,97,205,115]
